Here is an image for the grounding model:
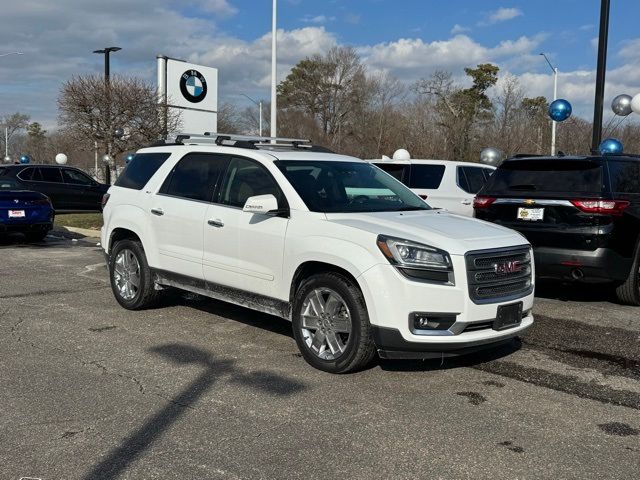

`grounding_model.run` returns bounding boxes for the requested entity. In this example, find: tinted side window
[608,161,640,193]
[160,153,226,202]
[461,167,490,194]
[115,152,171,190]
[374,163,409,183]
[62,169,94,185]
[409,164,446,189]
[219,157,283,208]
[40,167,63,183]
[17,167,36,180]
